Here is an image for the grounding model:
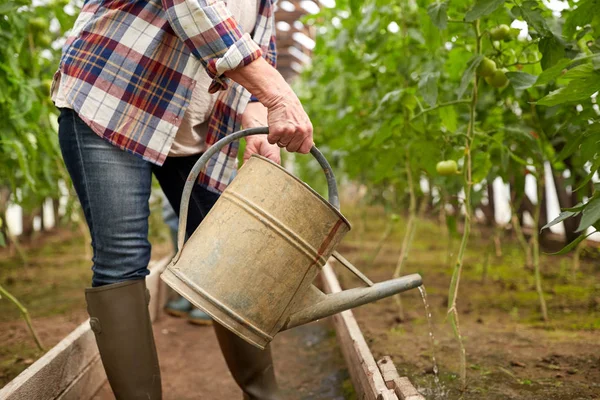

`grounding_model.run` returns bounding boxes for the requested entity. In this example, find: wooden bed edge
[0,255,172,400]
[377,356,425,400]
